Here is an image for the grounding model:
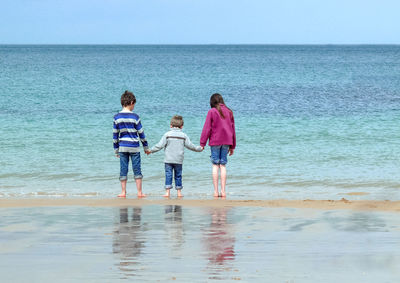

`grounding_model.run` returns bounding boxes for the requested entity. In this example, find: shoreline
[1,198,399,212]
